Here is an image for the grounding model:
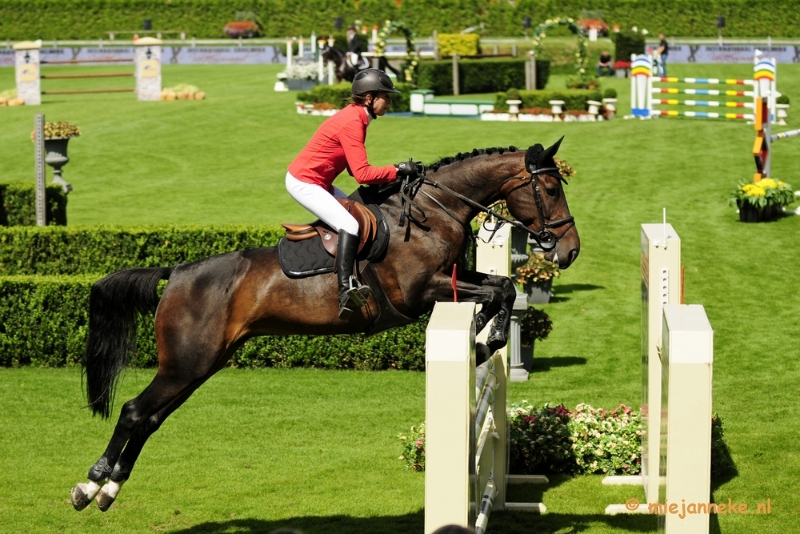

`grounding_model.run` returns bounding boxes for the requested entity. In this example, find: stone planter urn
[44,137,73,193]
[506,99,522,121]
[549,99,565,121]
[587,100,602,121]
[615,68,629,78]
[776,103,789,125]
[286,78,318,91]
[524,279,552,304]
[603,97,618,119]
